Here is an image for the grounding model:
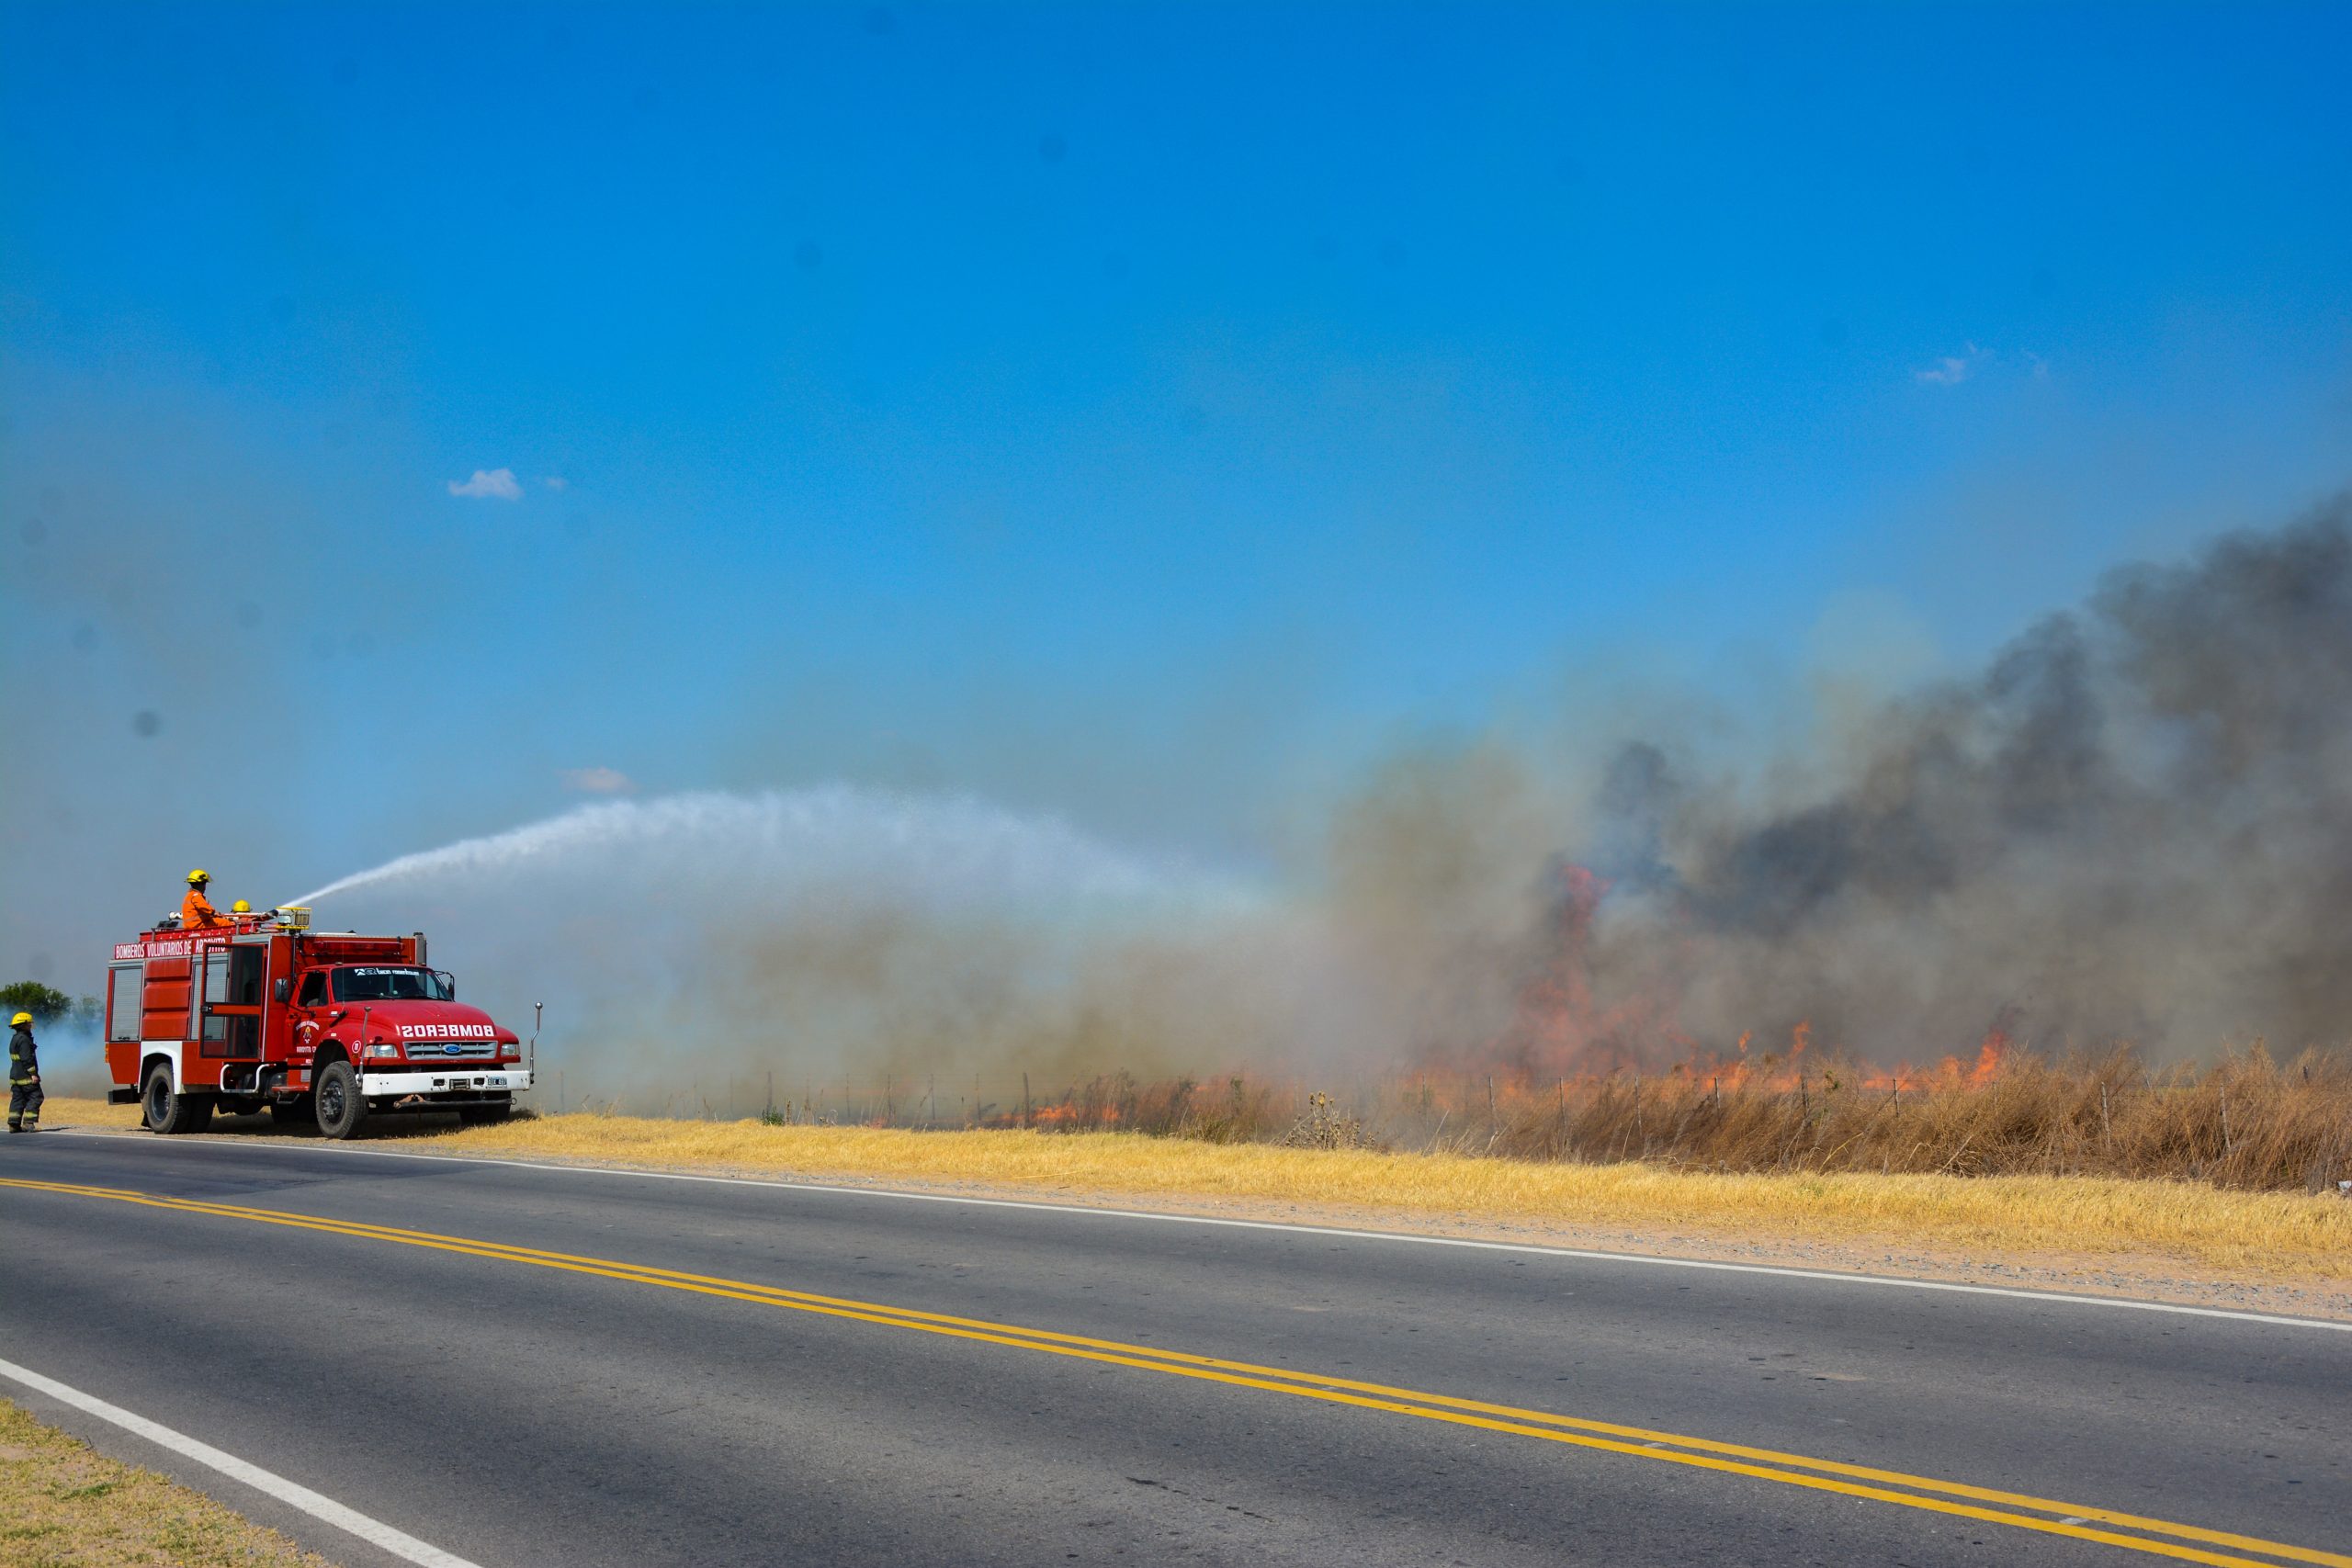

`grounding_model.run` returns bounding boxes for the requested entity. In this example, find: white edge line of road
[0,1354,485,1568]
[38,1128,2352,1334]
